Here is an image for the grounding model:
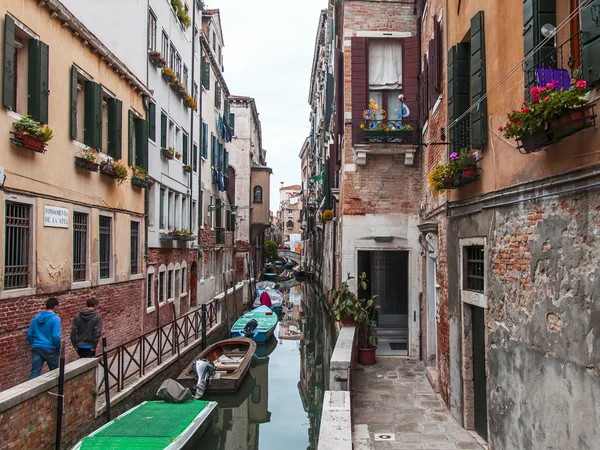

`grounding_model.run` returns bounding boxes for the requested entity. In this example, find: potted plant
[131,166,149,188]
[171,0,191,29]
[184,94,197,110]
[162,67,177,84]
[427,148,479,194]
[161,147,175,159]
[355,294,378,366]
[74,147,99,172]
[320,209,333,223]
[499,80,595,154]
[148,50,167,68]
[183,164,194,173]
[174,151,182,160]
[160,229,195,241]
[100,160,128,185]
[10,115,53,153]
